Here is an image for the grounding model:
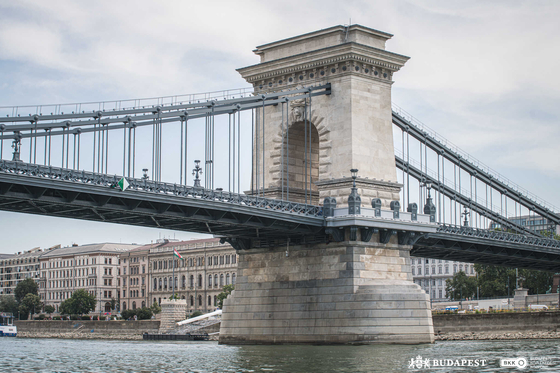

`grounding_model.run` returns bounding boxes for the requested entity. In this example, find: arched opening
[122,302,127,311]
[141,301,145,308]
[132,301,136,310]
[104,302,111,312]
[283,119,319,204]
